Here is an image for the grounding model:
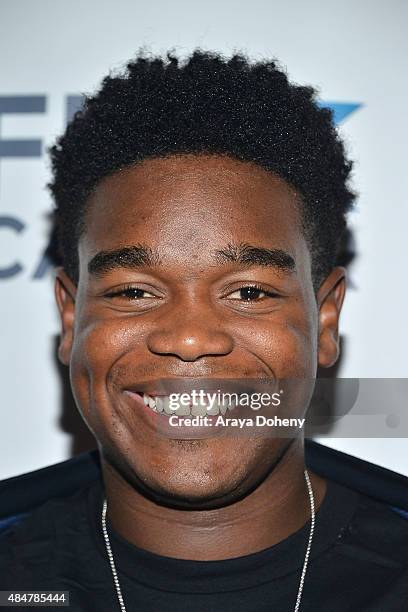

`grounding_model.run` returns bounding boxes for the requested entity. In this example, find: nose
[146,306,234,362]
